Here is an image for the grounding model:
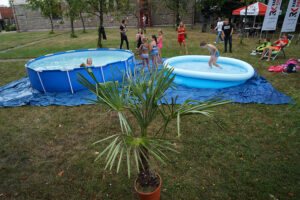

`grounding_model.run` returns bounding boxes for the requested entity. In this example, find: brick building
[13,0,197,32]
[0,7,15,30]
